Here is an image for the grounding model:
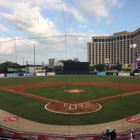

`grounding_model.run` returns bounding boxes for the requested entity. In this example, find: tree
[59,59,72,63]
[59,58,80,63]
[0,61,19,73]
[73,58,79,62]
[54,65,63,72]
[116,64,122,71]
[67,59,73,62]
[105,64,110,71]
[94,64,105,71]
[48,67,53,72]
